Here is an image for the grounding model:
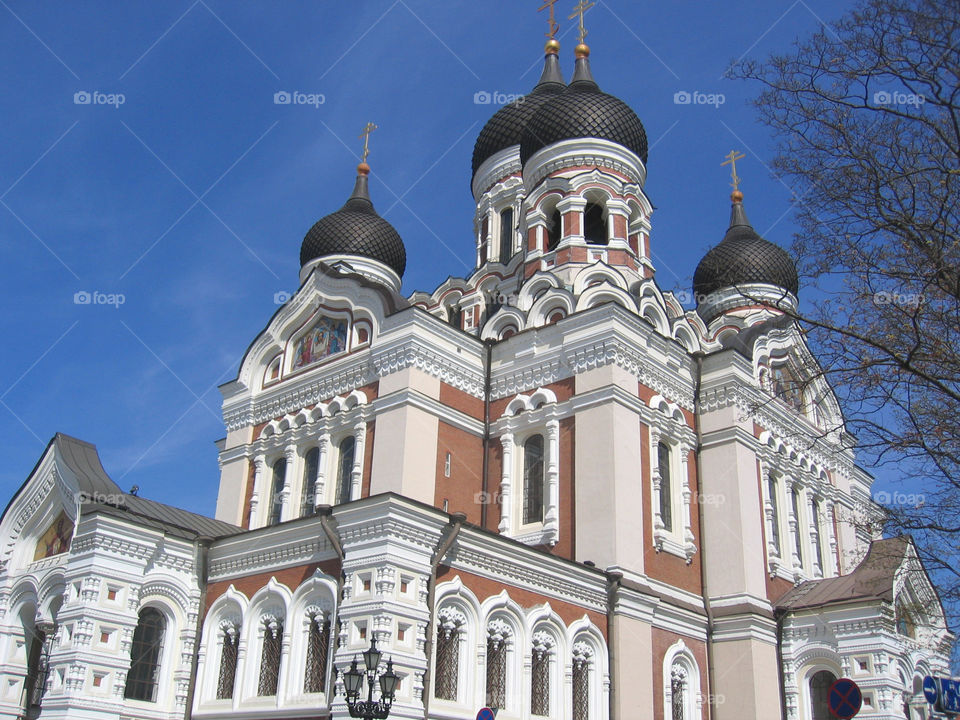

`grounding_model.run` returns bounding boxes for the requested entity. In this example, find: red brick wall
[652,627,709,720]
[435,422,484,524]
[205,558,341,613]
